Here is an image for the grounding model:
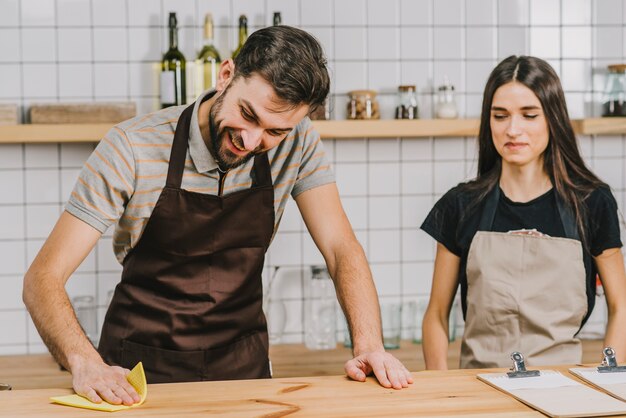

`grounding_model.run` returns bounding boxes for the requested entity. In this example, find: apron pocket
[120,339,205,384]
[204,332,270,381]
